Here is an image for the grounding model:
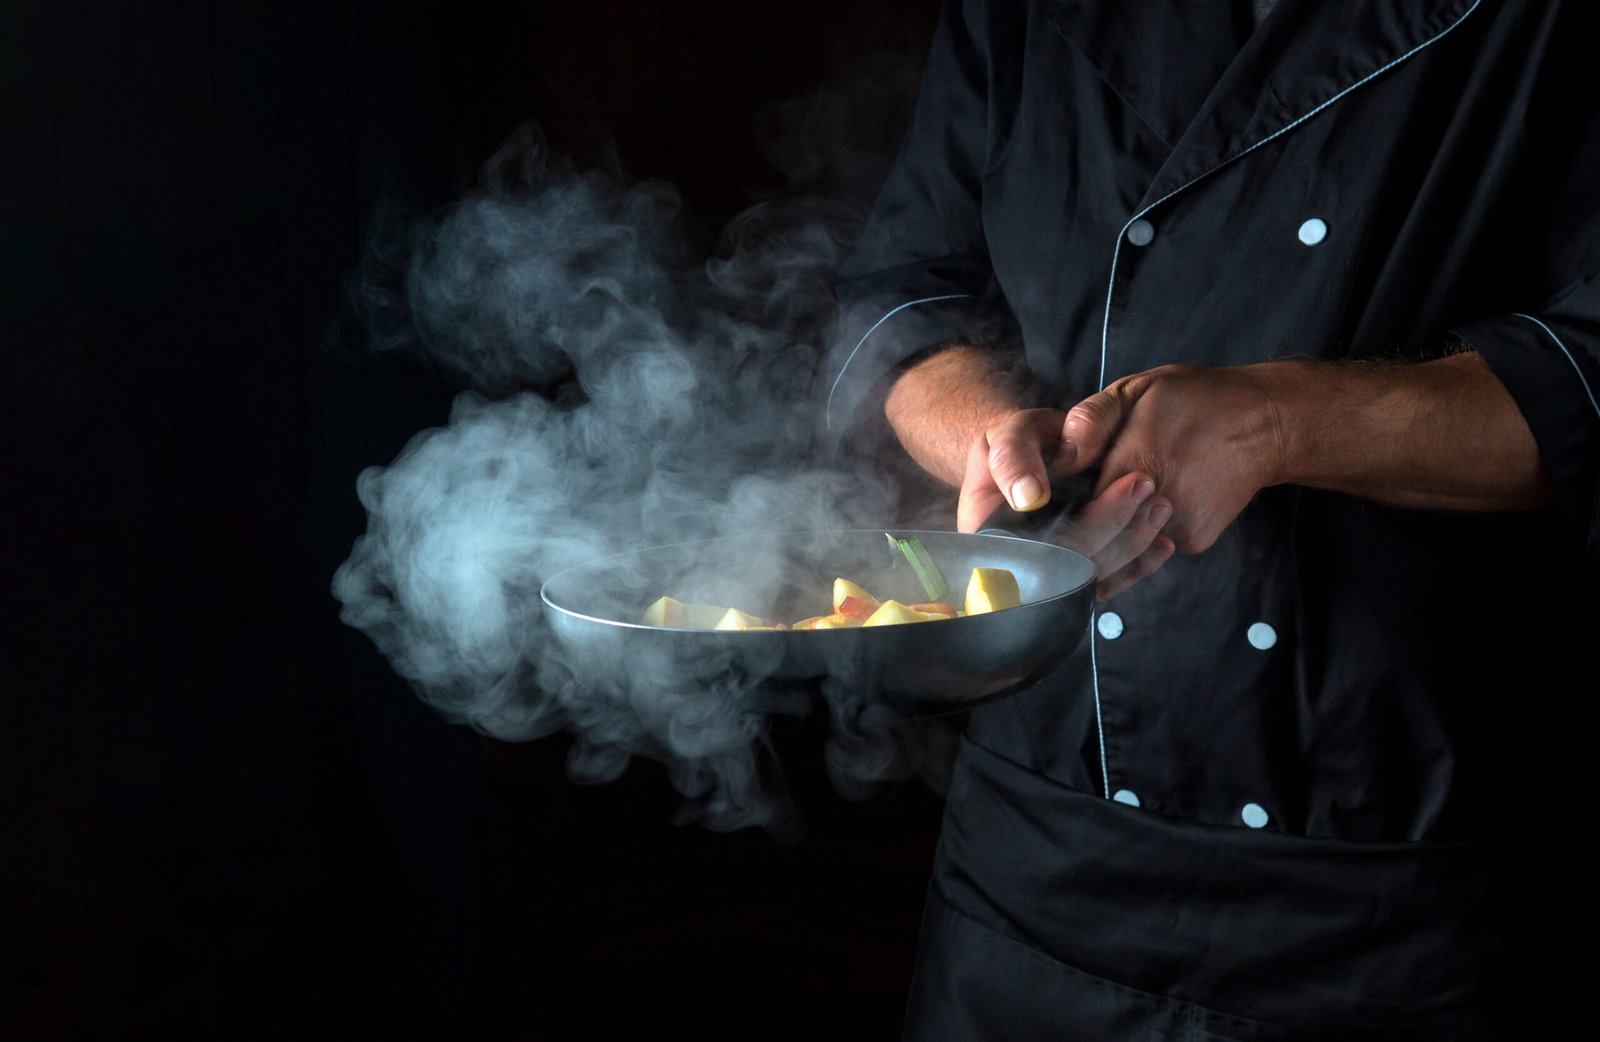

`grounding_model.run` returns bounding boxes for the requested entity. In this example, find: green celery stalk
[891,535,950,602]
